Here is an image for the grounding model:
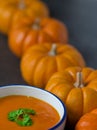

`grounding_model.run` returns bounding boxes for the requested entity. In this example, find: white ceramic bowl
[0,85,67,130]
